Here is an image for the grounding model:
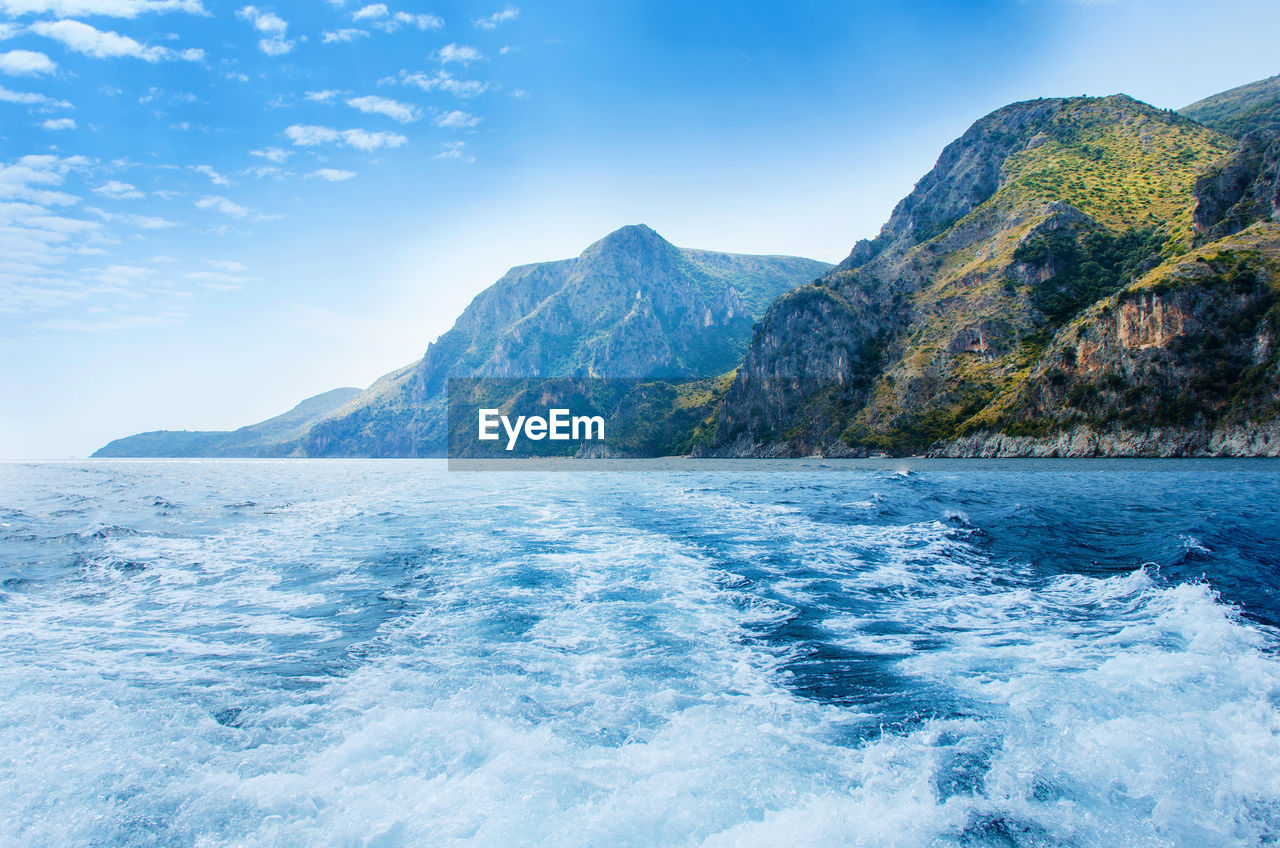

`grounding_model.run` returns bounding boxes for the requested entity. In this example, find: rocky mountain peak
[839,97,1069,270]
[583,223,675,254]
[576,224,684,279]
